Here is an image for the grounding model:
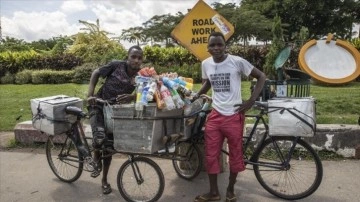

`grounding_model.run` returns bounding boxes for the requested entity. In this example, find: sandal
[225,196,237,202]
[194,194,221,202]
[102,183,112,195]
